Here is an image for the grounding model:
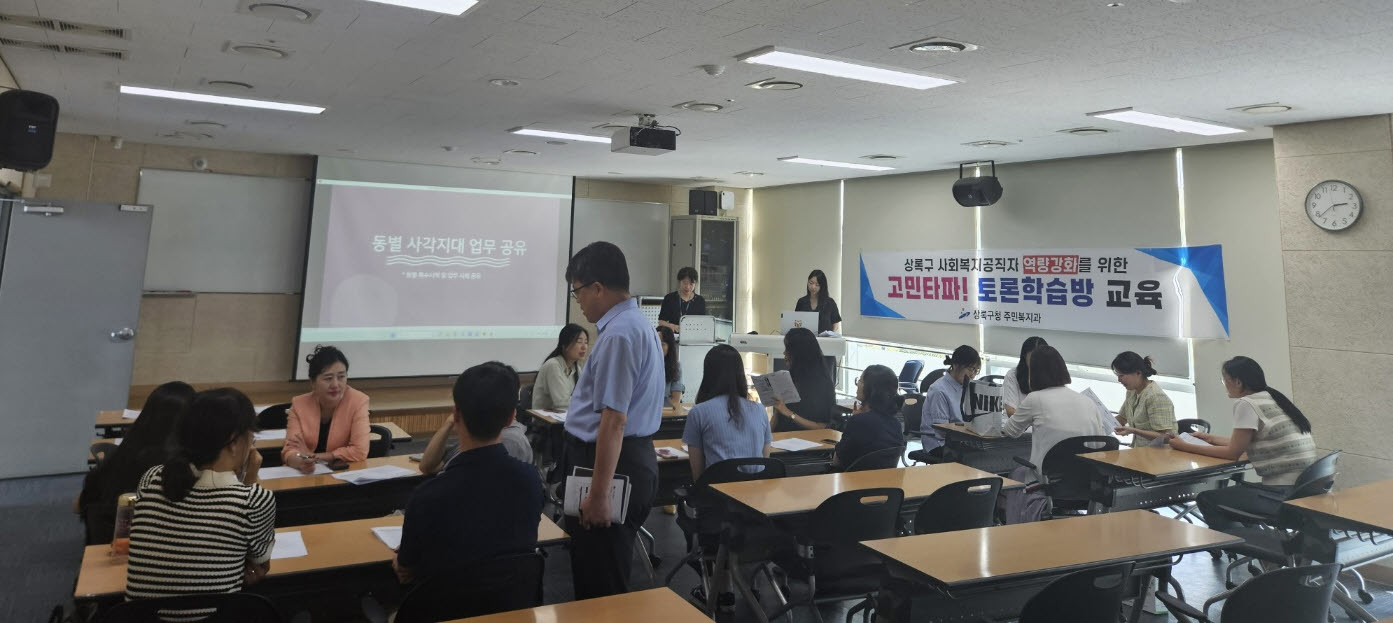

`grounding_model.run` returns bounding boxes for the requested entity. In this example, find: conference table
[652,429,841,505]
[1077,445,1250,513]
[450,587,709,622]
[260,455,427,527]
[930,422,1032,475]
[862,510,1242,623]
[1282,478,1393,623]
[88,422,412,466]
